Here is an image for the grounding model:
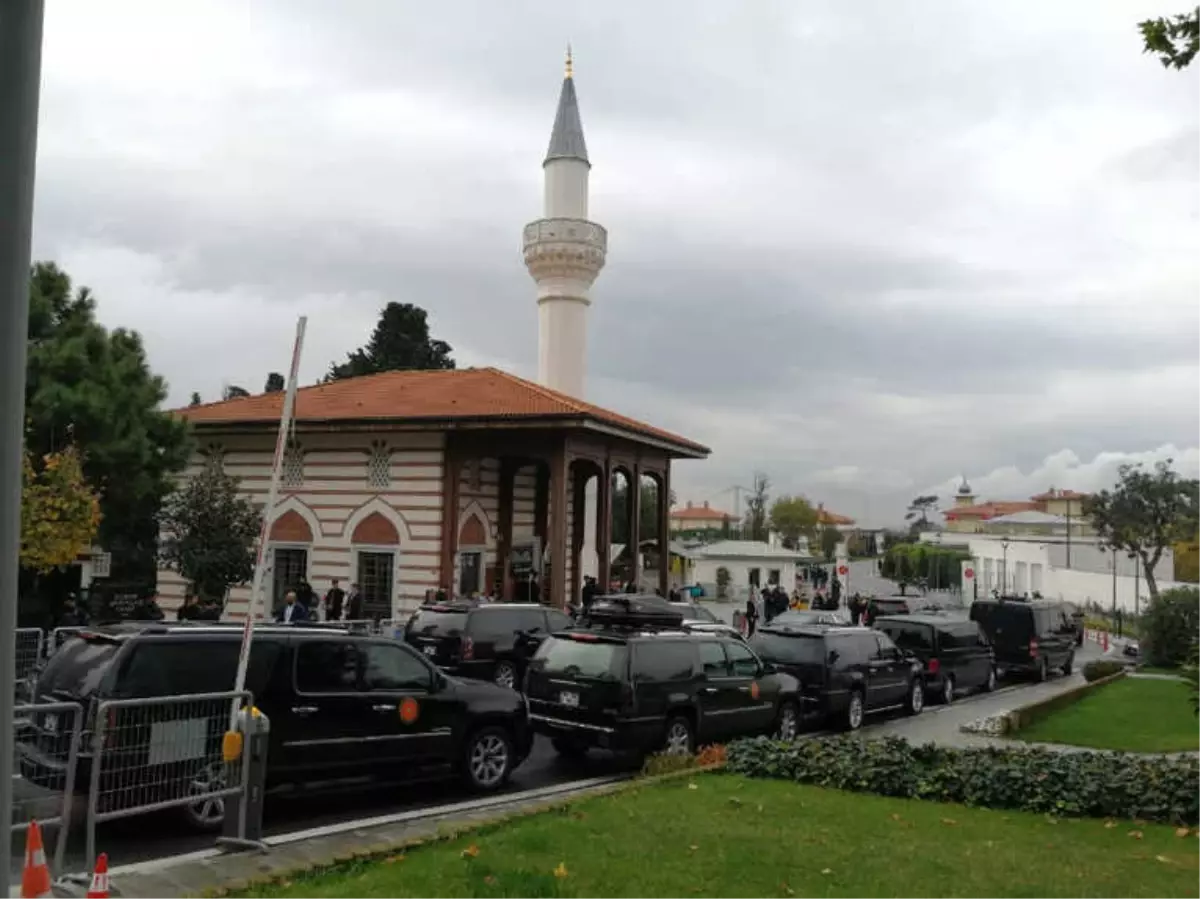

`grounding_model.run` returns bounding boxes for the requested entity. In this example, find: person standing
[345,582,364,621]
[324,578,346,621]
[275,590,309,623]
[744,596,759,637]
